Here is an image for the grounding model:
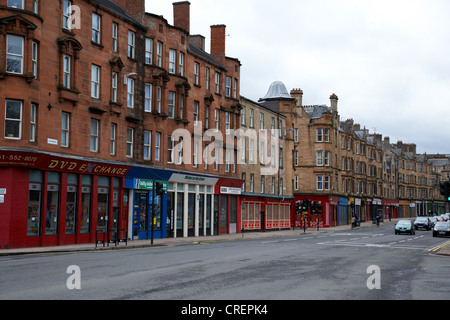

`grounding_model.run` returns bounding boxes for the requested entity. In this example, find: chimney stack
[210,24,226,62]
[111,0,145,22]
[290,88,303,107]
[330,93,338,113]
[190,34,205,51]
[173,1,190,33]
